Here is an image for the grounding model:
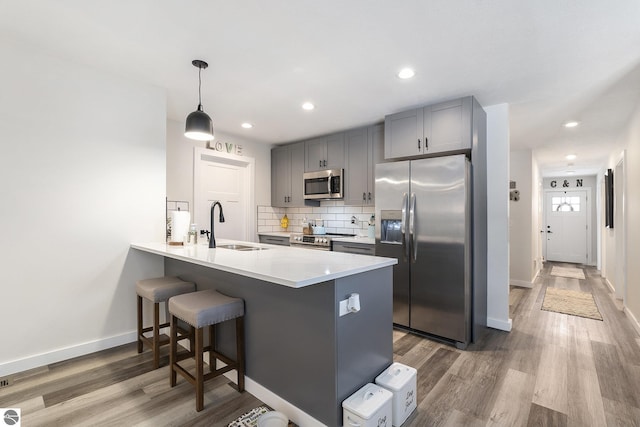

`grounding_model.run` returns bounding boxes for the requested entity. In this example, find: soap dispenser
[187,224,198,245]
